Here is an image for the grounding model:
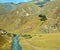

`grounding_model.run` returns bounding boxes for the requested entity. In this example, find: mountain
[31,0,51,7]
[39,0,60,33]
[0,0,60,34]
[0,0,51,16]
[0,3,41,34]
[0,3,17,15]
